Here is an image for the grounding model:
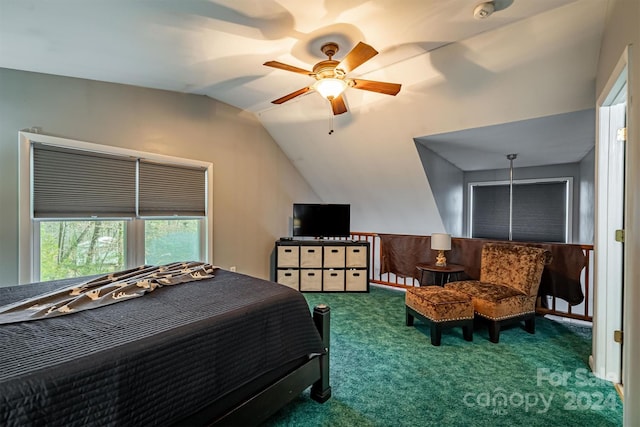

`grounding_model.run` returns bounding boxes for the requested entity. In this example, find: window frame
[18,131,213,284]
[467,177,573,243]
